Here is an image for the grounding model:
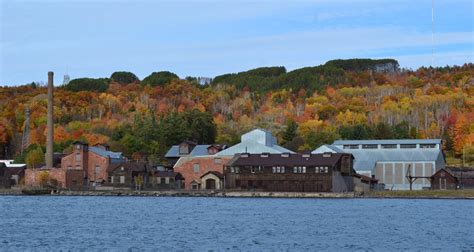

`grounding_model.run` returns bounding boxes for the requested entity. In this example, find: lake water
[0,196,473,251]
